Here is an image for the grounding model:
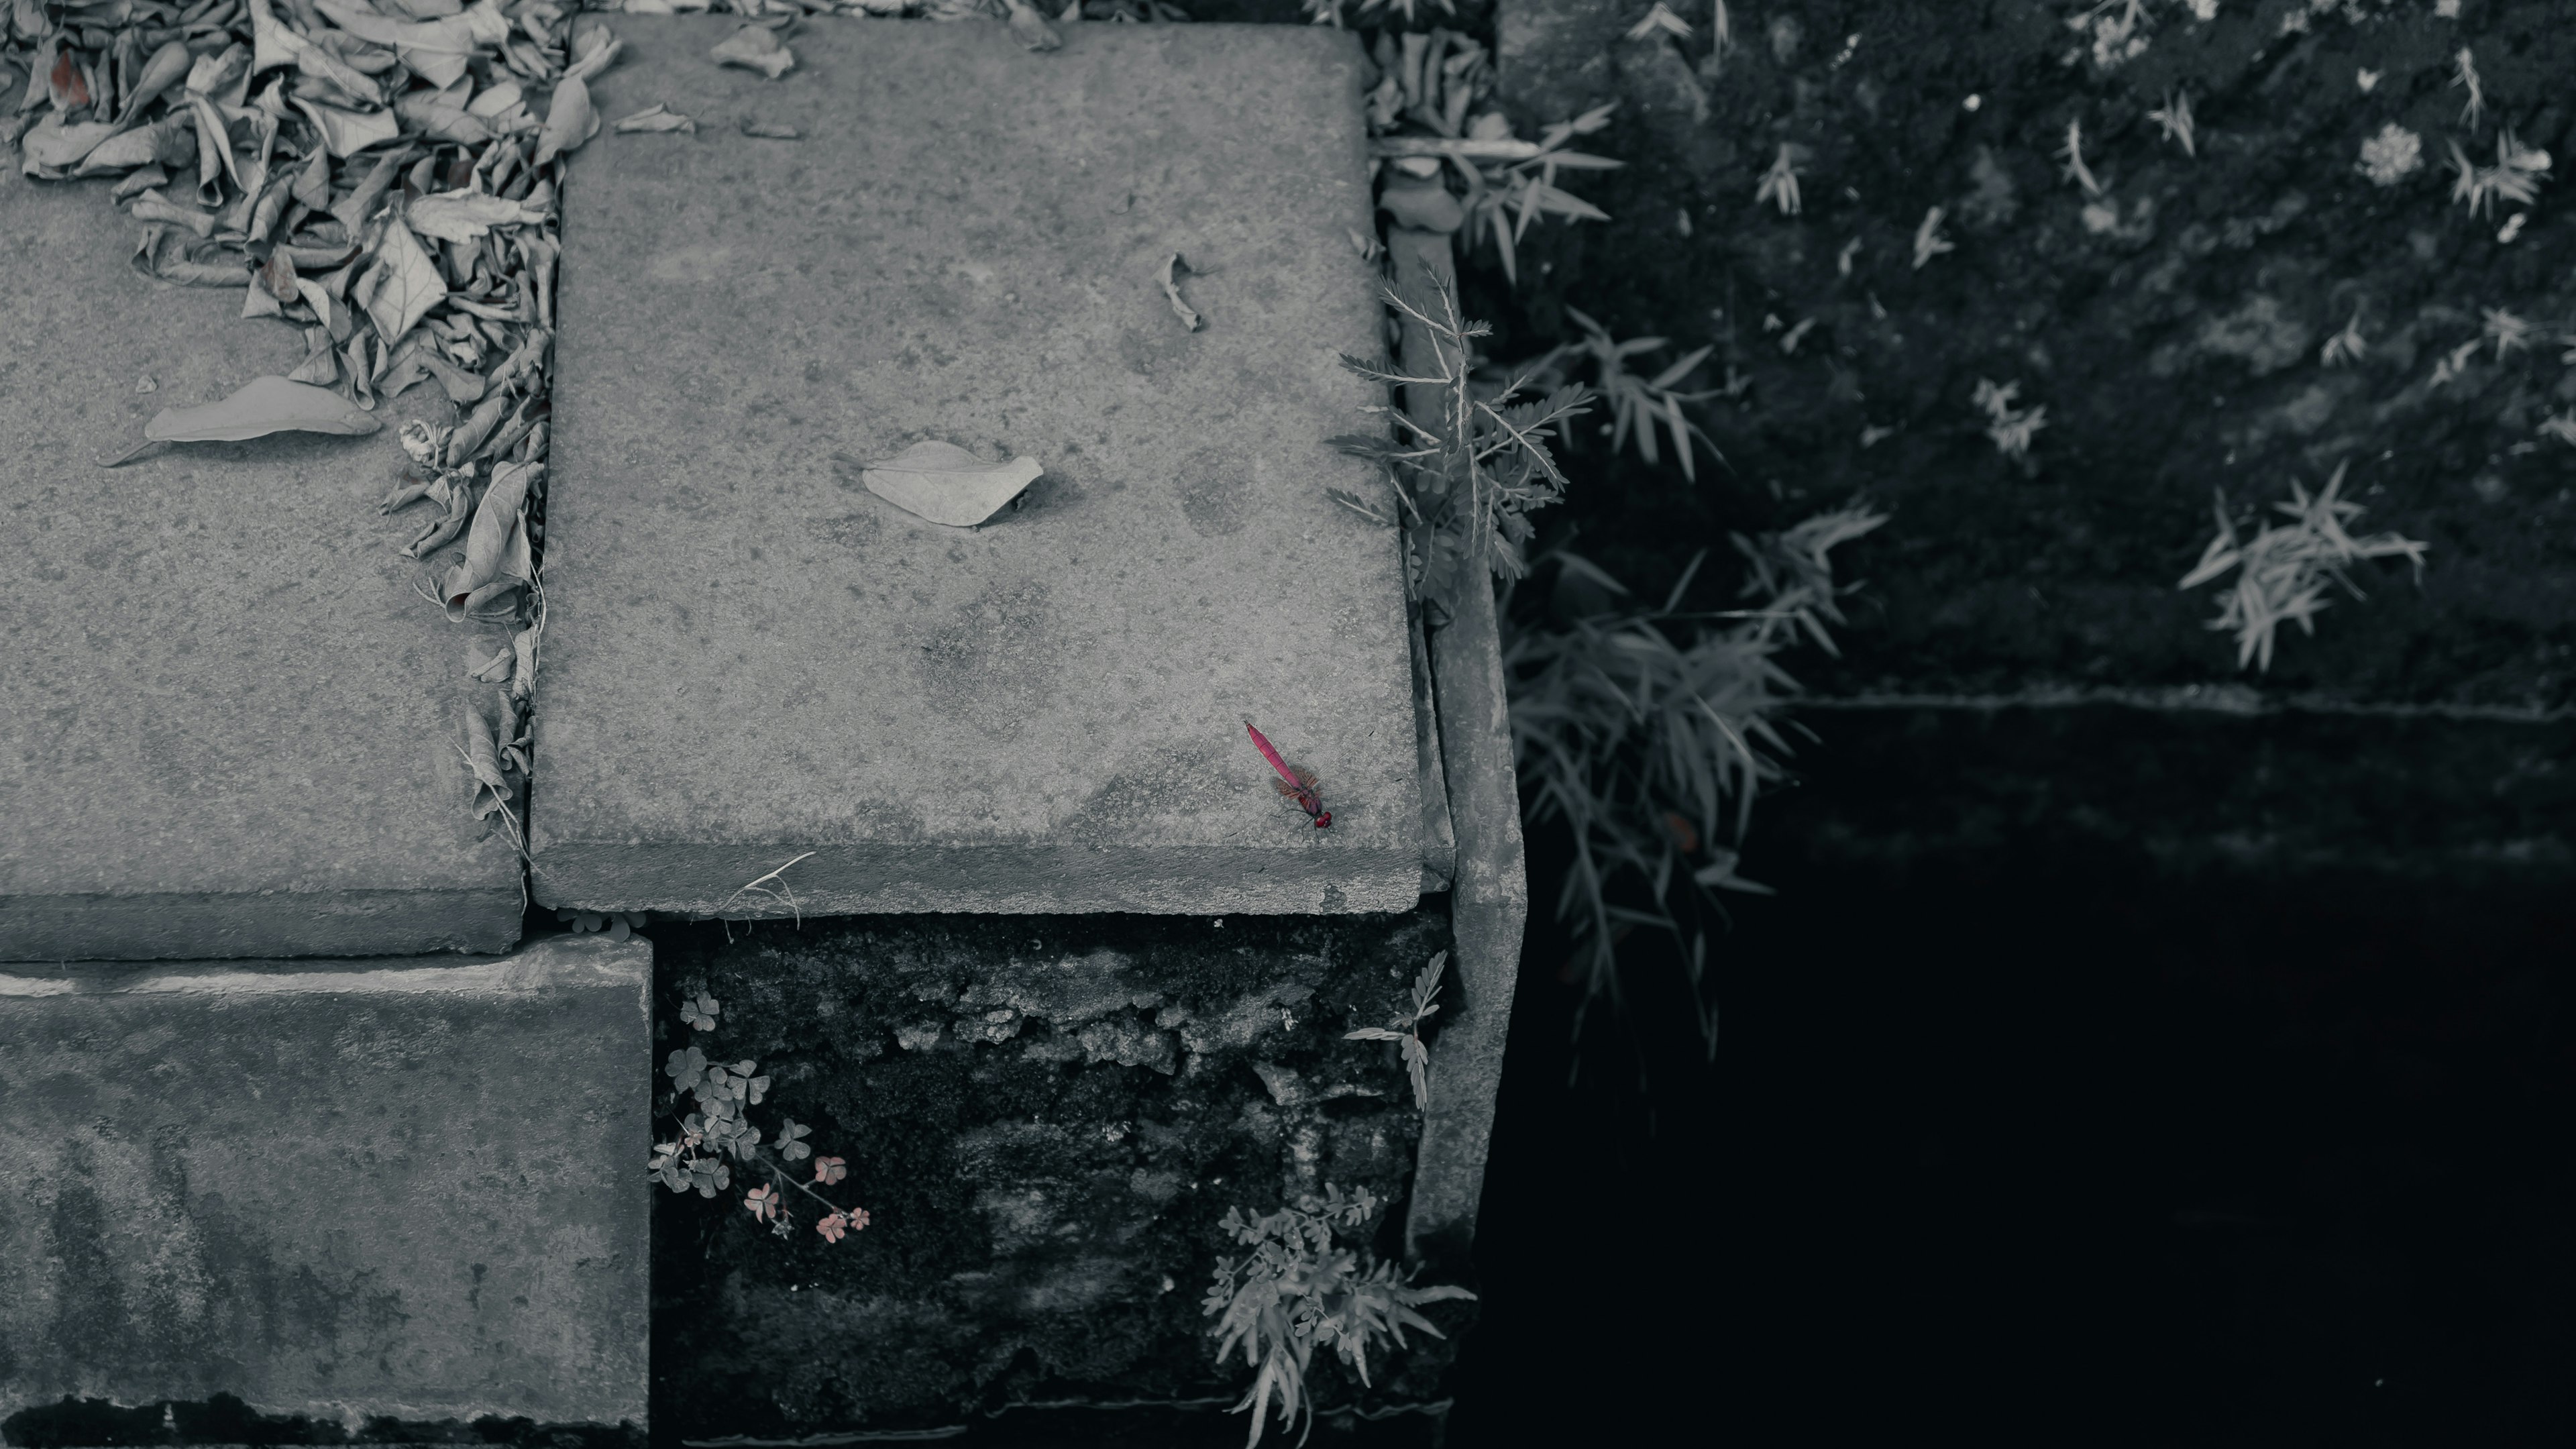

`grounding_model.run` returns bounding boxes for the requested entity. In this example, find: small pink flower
[847,1207,871,1233]
[744,1184,779,1222]
[816,1212,848,1244]
[813,1155,847,1185]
